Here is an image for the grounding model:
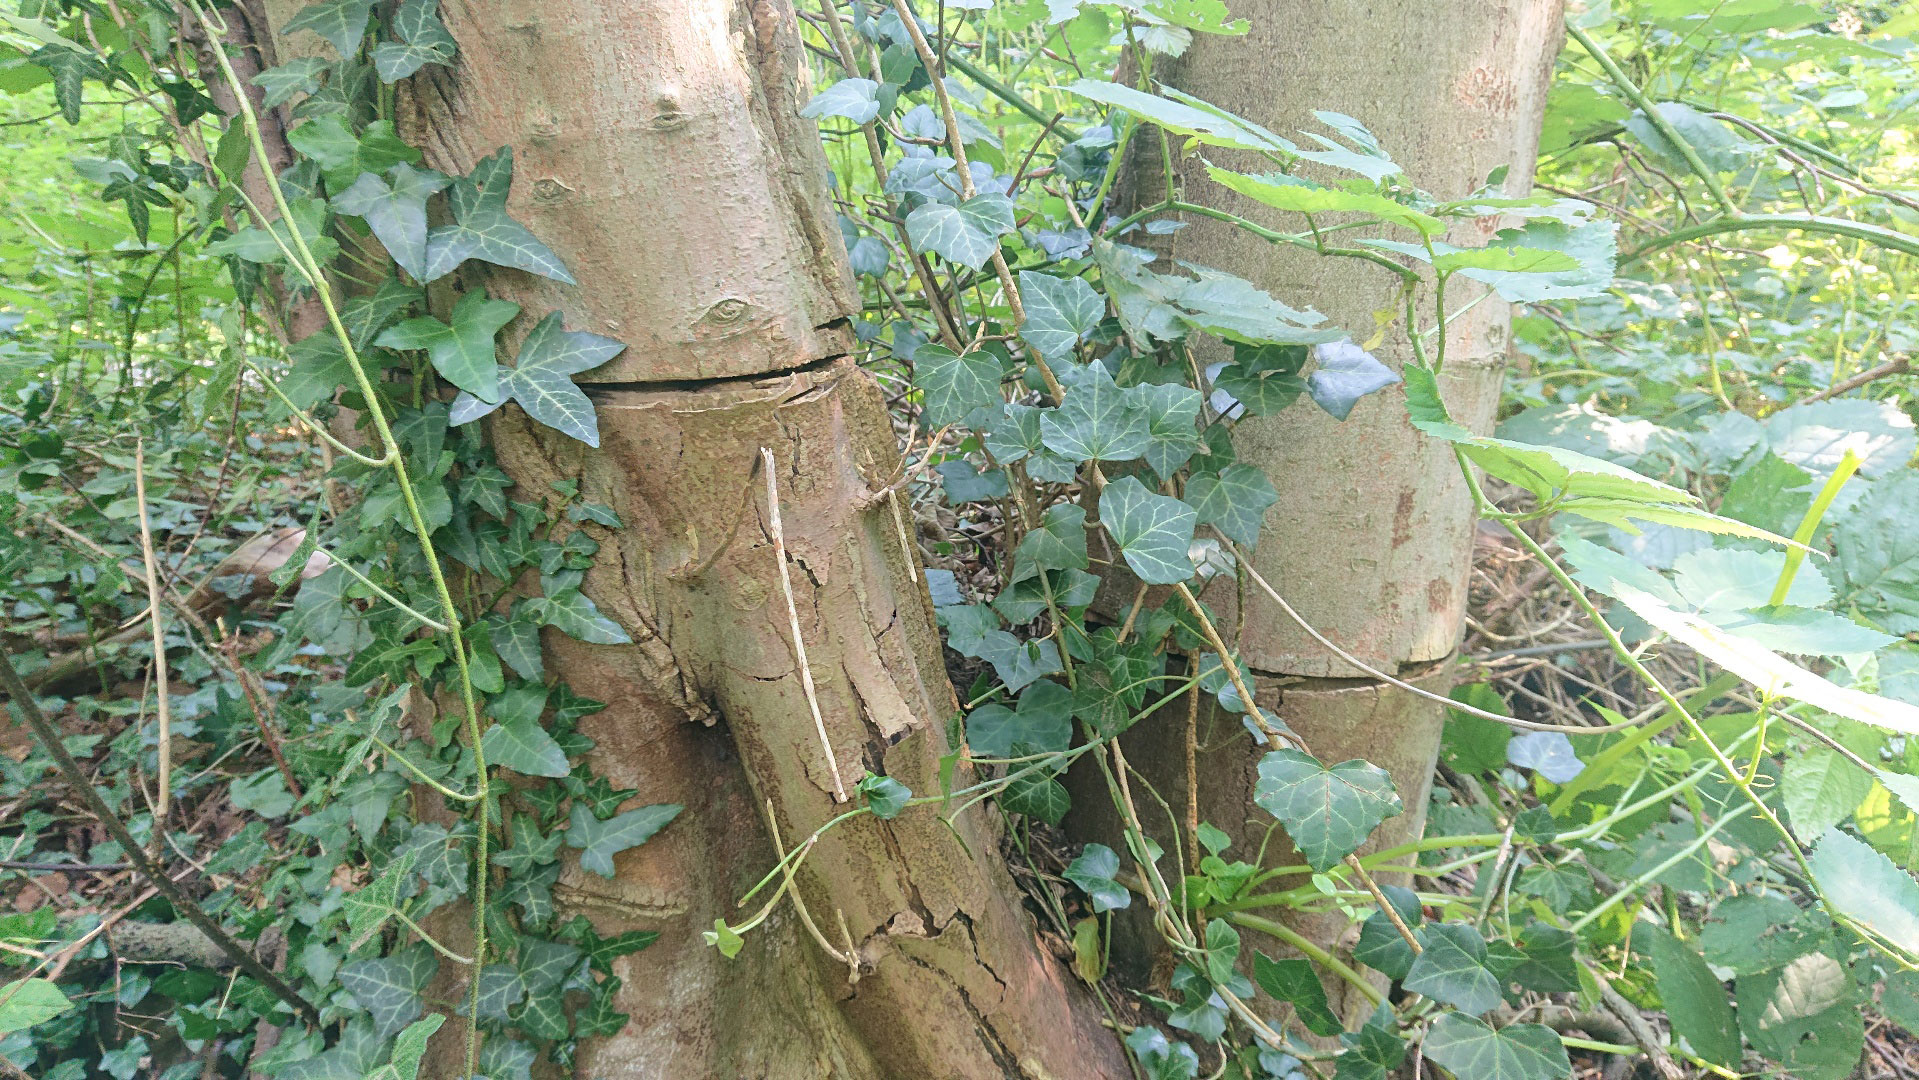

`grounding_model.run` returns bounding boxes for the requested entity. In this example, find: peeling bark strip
[398,0,1129,1074]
